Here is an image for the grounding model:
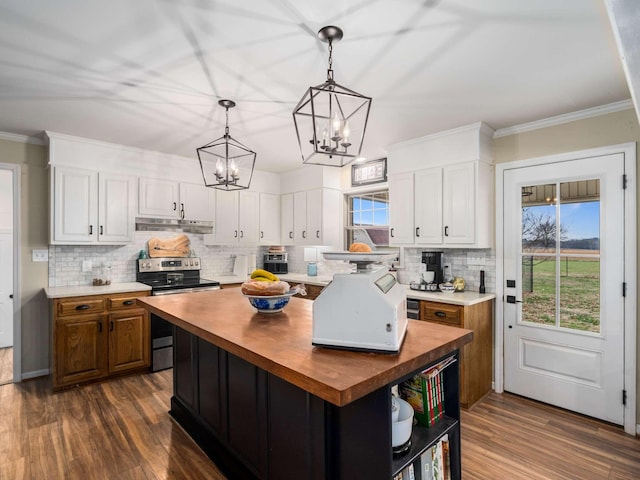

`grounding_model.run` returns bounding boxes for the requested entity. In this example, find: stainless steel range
[136,257,220,371]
